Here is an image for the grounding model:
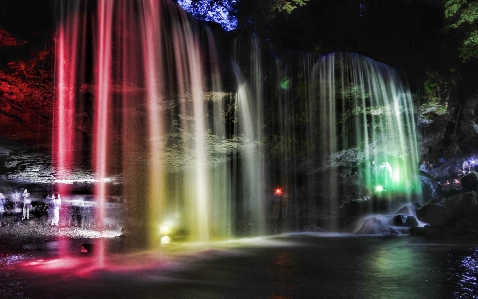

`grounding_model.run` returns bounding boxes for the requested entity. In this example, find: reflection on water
[268,252,301,299]
[446,249,478,299]
[360,237,444,299]
[1,235,478,298]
